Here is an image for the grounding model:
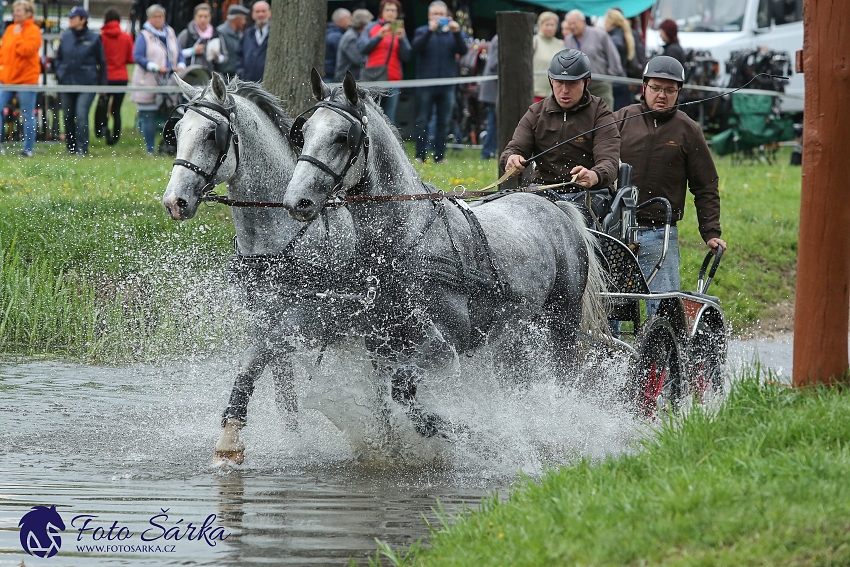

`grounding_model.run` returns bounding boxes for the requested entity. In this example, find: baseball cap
[227,5,250,17]
[68,6,89,19]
